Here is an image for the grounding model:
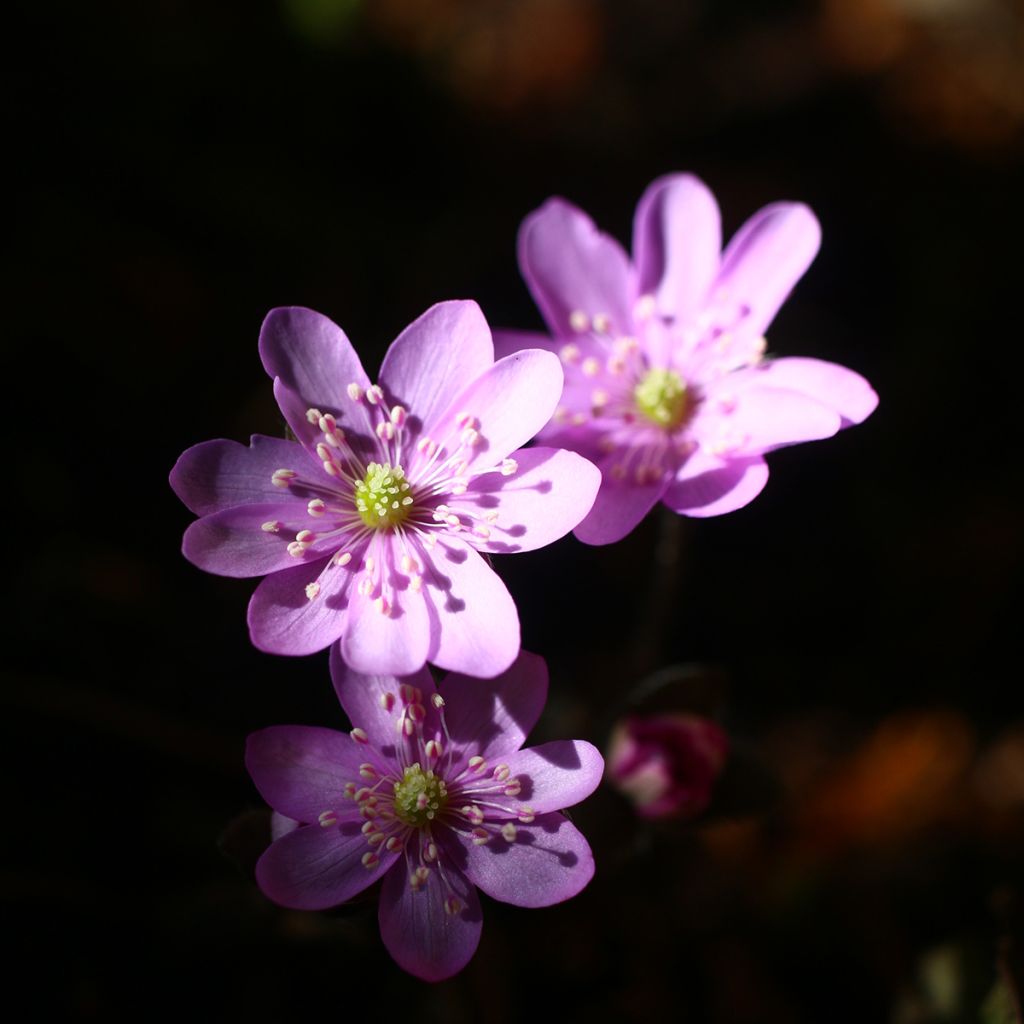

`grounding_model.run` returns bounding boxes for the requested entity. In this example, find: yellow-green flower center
[634,368,690,429]
[393,763,448,827]
[354,462,413,529]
